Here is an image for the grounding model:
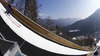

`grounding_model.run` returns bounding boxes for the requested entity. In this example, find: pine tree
[24,0,41,22]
